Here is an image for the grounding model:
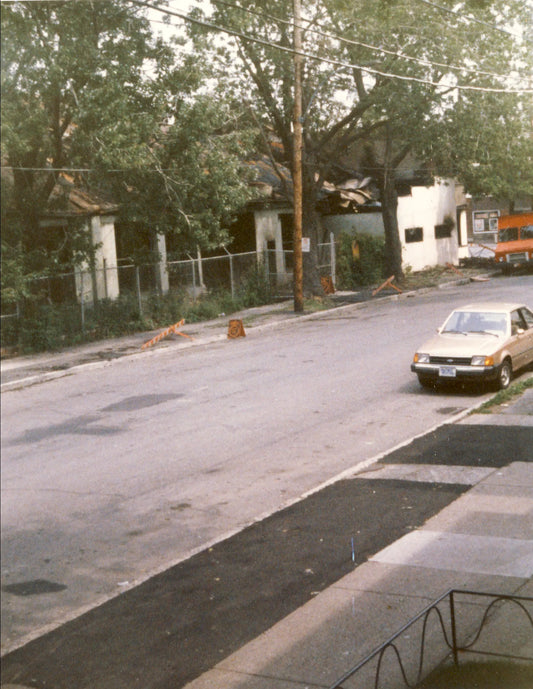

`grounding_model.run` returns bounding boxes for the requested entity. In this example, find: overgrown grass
[473,375,533,414]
